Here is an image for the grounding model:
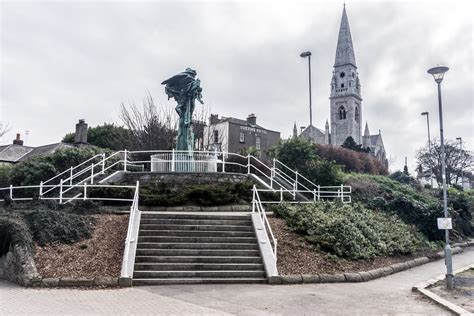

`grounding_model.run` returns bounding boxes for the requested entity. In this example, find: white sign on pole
[437,218,452,230]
